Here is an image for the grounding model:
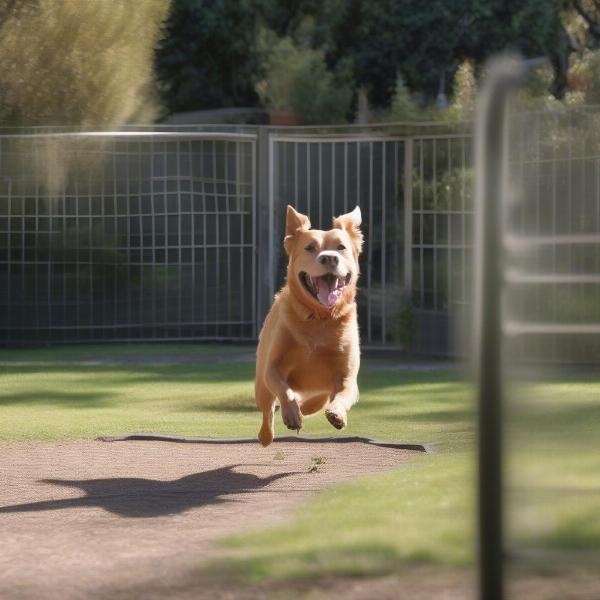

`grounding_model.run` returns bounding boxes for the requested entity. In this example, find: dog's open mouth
[299,272,351,307]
